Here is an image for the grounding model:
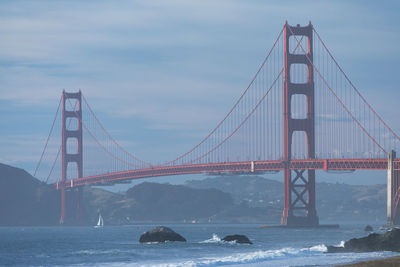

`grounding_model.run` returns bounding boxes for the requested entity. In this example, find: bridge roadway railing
[55,158,397,189]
